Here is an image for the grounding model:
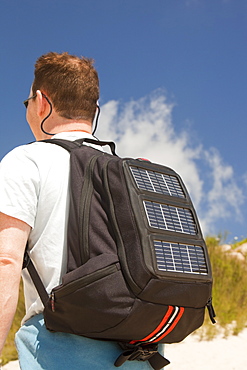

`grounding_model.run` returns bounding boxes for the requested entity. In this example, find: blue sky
[0,0,246,242]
